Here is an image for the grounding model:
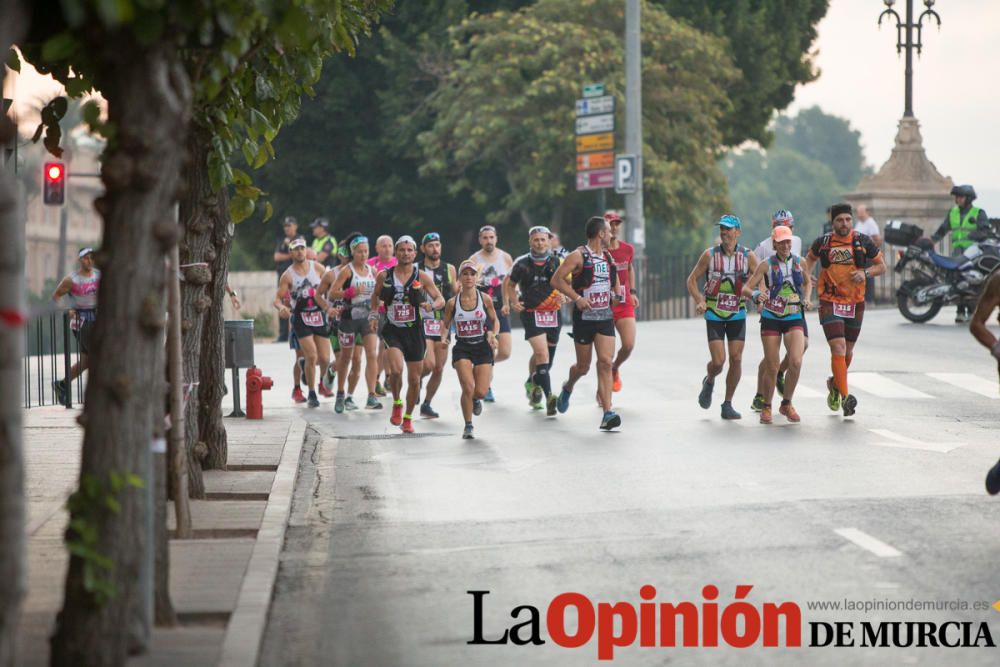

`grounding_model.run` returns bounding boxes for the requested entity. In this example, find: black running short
[382,323,426,363]
[705,318,746,342]
[520,310,561,345]
[760,317,806,337]
[73,320,95,355]
[572,311,615,346]
[452,340,494,366]
[819,300,865,343]
[292,311,329,339]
